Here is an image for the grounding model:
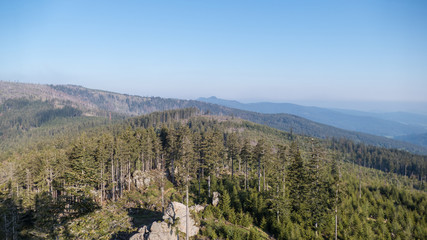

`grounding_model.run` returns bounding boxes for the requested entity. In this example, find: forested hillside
[2,81,426,154]
[0,98,82,137]
[1,108,426,239]
[0,98,122,153]
[395,133,427,148]
[198,96,427,138]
